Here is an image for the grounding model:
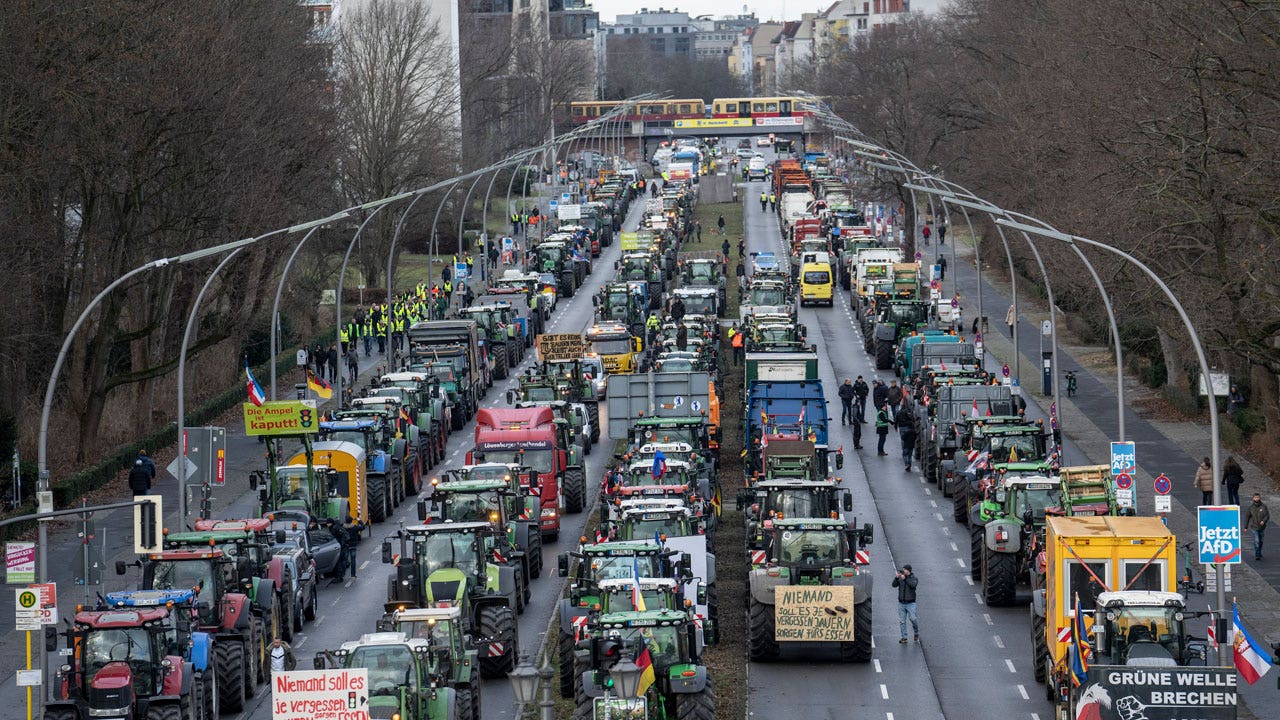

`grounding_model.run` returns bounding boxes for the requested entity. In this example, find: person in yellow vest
[375,318,387,355]
[362,318,374,357]
[443,279,452,300]
[339,325,350,354]
[394,317,406,352]
[760,192,768,212]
